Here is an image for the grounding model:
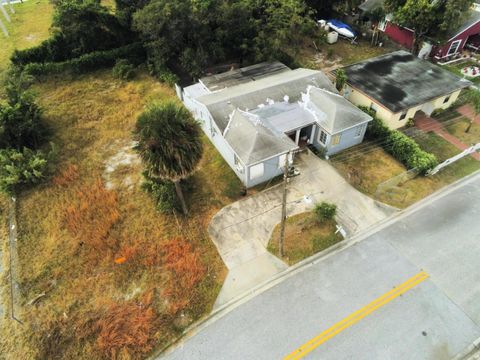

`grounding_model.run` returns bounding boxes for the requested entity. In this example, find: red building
[360,0,480,61]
